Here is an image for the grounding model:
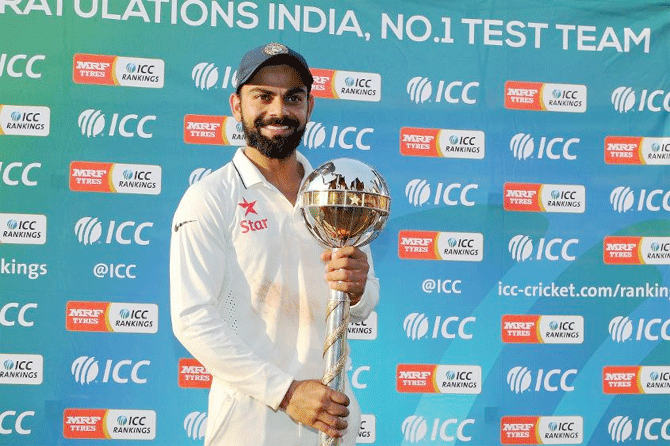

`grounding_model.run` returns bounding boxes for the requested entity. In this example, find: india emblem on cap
[263,42,288,55]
